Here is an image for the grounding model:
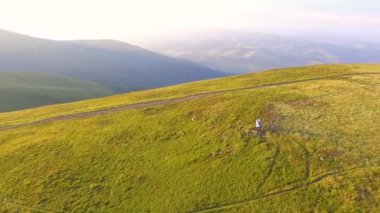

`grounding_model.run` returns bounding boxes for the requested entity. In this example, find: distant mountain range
[0,29,226,93]
[1,29,379,112]
[146,31,380,73]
